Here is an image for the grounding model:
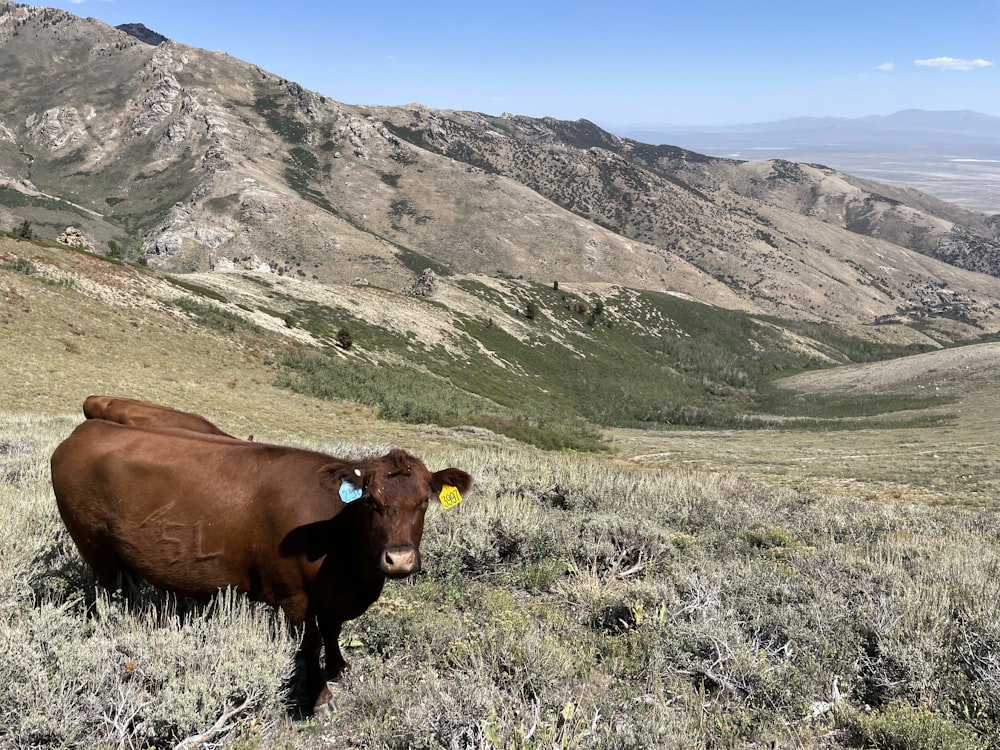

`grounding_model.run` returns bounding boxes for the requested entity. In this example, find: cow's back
[83,395,234,437]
